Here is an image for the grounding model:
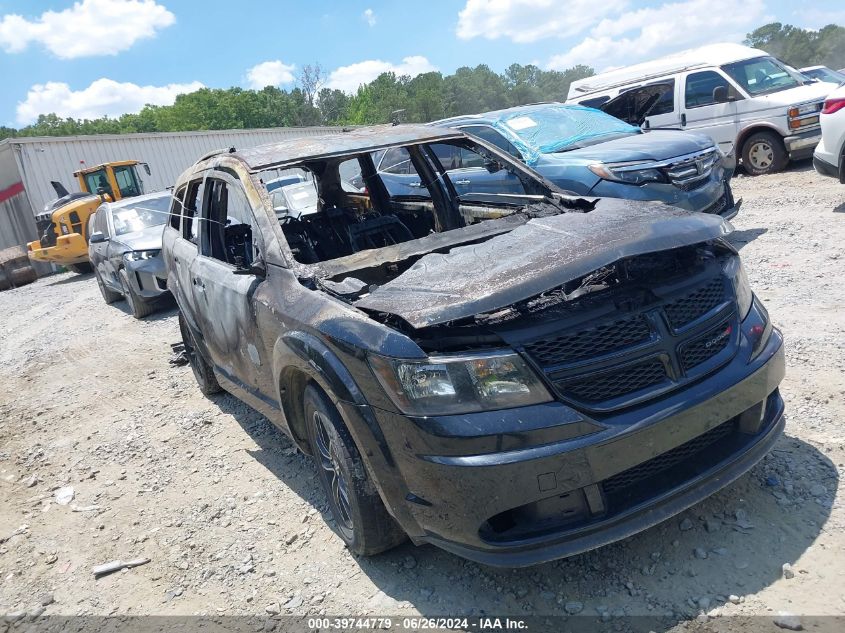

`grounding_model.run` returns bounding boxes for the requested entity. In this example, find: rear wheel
[95,269,121,304]
[118,269,155,319]
[178,312,222,395]
[741,131,787,175]
[67,262,93,274]
[304,384,405,556]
